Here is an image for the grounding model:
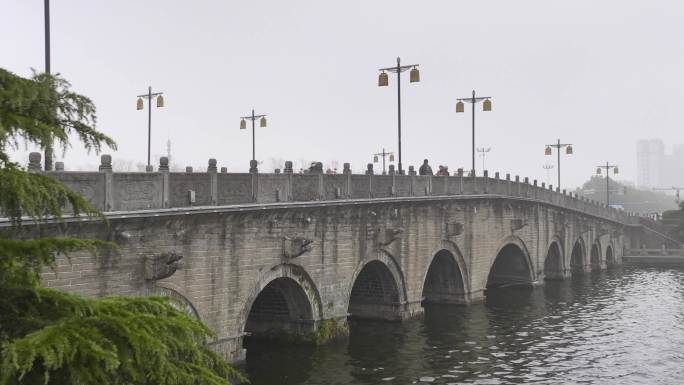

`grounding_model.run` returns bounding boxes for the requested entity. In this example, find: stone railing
[27,153,641,225]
